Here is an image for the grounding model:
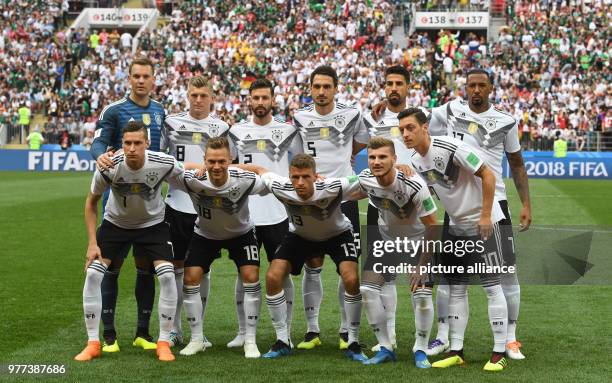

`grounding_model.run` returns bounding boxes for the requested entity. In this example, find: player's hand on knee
[84,244,103,271]
[96,150,115,171]
[478,216,493,241]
